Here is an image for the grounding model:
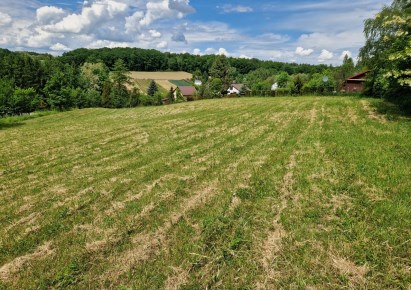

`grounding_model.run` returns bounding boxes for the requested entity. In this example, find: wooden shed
[343,70,370,93]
